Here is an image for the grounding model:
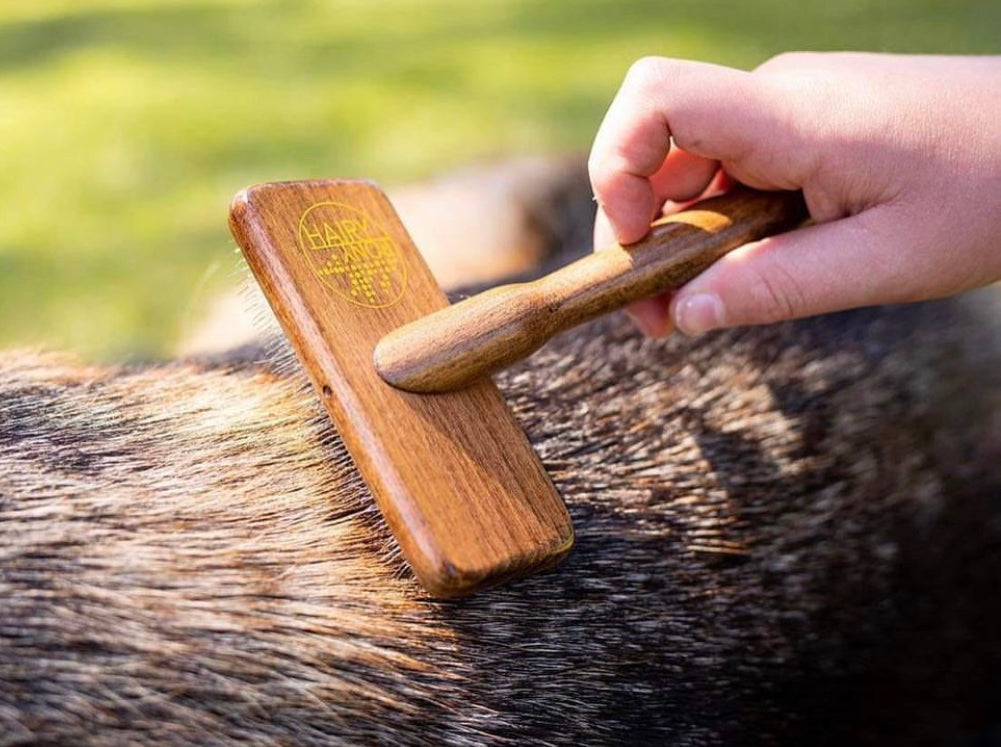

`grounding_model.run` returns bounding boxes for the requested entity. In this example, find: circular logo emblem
[297,201,407,308]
